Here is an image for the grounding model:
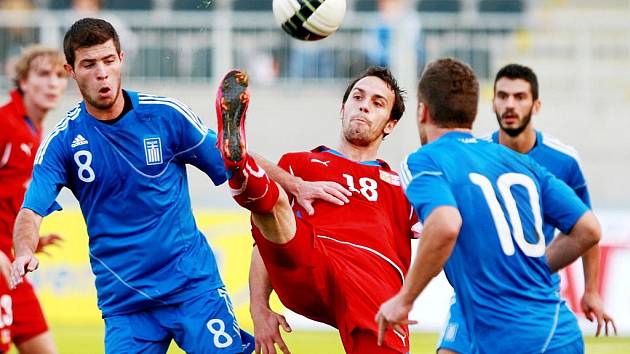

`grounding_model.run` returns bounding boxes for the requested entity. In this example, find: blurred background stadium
[1,0,629,352]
